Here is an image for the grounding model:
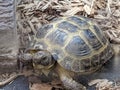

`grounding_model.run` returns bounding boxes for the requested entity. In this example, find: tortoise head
[26,49,55,70]
[18,49,55,73]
